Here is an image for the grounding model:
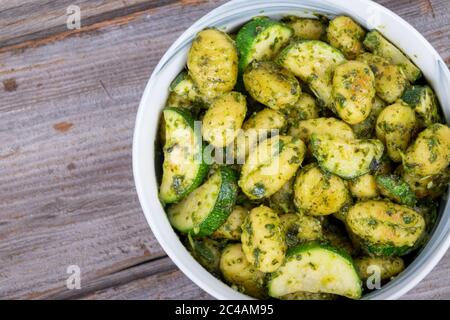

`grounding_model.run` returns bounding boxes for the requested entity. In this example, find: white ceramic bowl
[133,0,450,300]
